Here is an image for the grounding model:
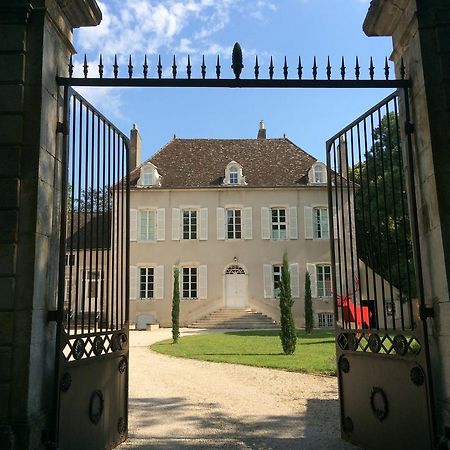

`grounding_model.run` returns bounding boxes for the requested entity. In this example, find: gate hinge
[419,305,434,320]
[56,121,68,135]
[405,121,415,135]
[47,310,63,323]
